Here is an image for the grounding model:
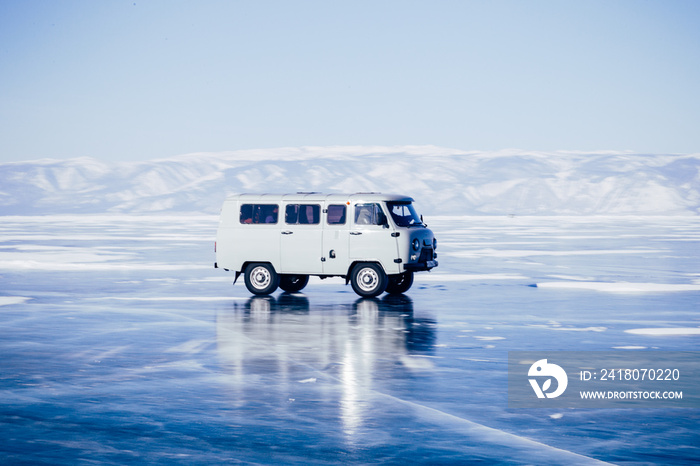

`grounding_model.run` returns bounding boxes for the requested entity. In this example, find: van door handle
[349,231,362,235]
[281,231,293,235]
